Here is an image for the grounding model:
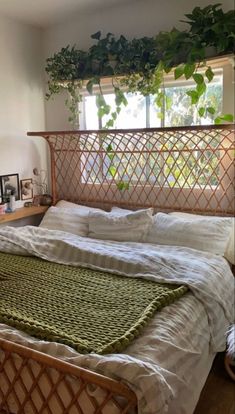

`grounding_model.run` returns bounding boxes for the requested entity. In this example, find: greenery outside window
[80,71,223,188]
